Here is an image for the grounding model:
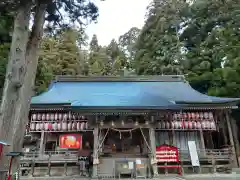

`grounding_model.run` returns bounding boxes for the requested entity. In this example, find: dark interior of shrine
[101,128,147,157]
